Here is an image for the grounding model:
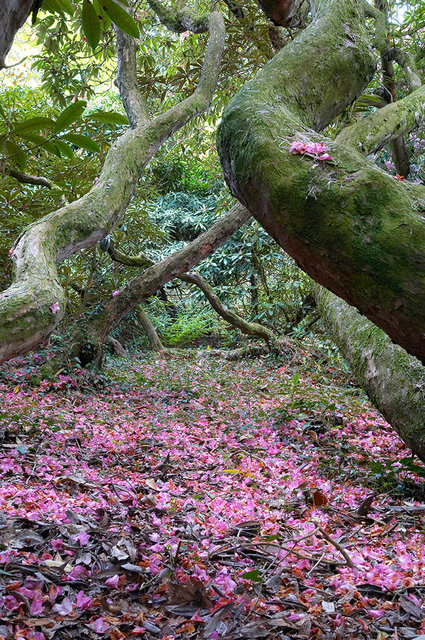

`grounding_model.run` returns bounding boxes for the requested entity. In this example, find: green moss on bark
[218,0,425,362]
